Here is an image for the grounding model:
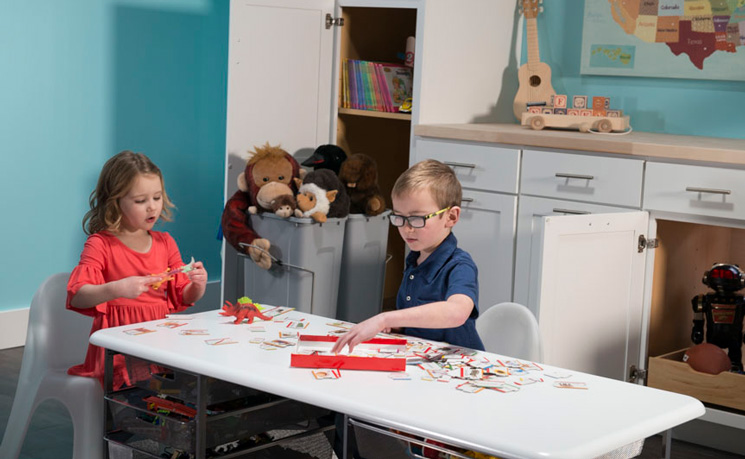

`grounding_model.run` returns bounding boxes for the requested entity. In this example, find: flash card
[249,337,265,344]
[180,329,209,336]
[554,381,588,390]
[389,372,411,380]
[249,325,266,332]
[205,338,237,346]
[279,331,298,338]
[287,321,310,329]
[124,327,155,336]
[264,339,294,348]
[158,321,187,329]
[456,382,484,394]
[312,369,341,380]
[544,370,572,379]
